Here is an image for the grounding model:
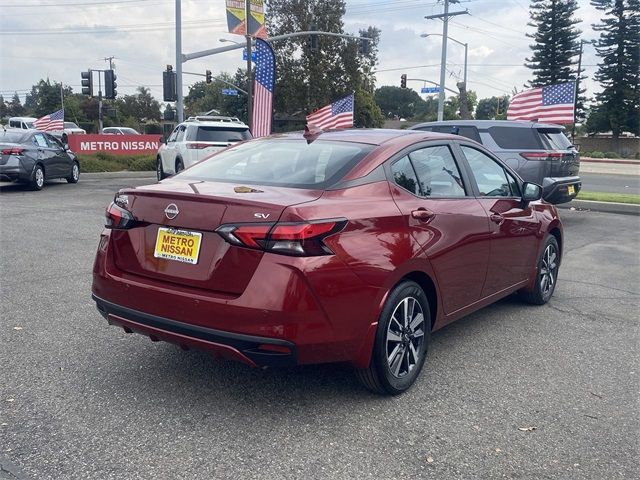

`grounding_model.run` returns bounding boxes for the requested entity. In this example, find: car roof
[260,128,461,146]
[411,120,565,130]
[9,116,38,122]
